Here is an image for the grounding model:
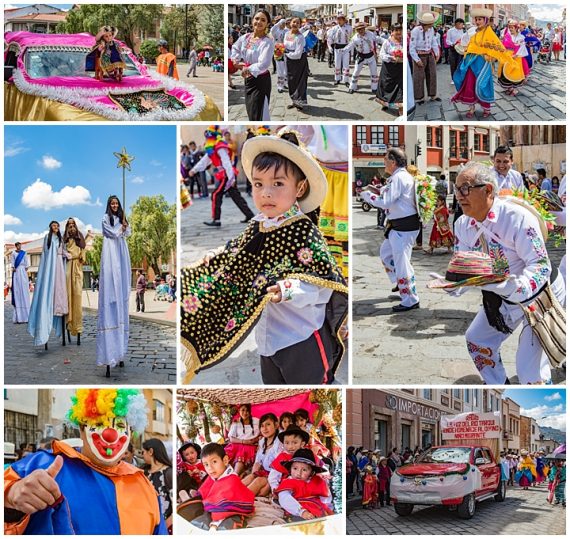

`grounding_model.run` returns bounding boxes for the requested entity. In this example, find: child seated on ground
[268,426,310,491]
[243,413,283,496]
[191,443,255,531]
[274,448,333,521]
[181,128,348,385]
